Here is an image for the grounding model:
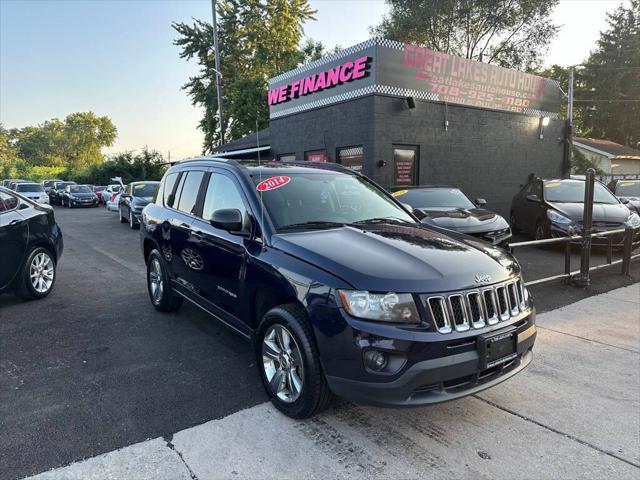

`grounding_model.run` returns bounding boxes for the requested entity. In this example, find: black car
[0,187,63,299]
[392,186,511,246]
[119,181,159,229]
[49,181,76,205]
[608,179,640,215]
[510,178,640,242]
[140,159,536,419]
[42,179,64,194]
[62,184,99,208]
